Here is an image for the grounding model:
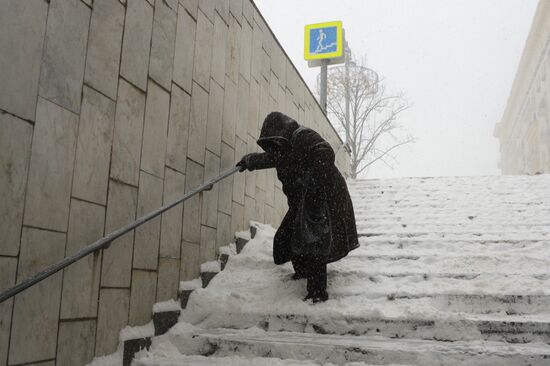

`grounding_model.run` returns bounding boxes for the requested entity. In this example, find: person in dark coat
[236,111,359,303]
